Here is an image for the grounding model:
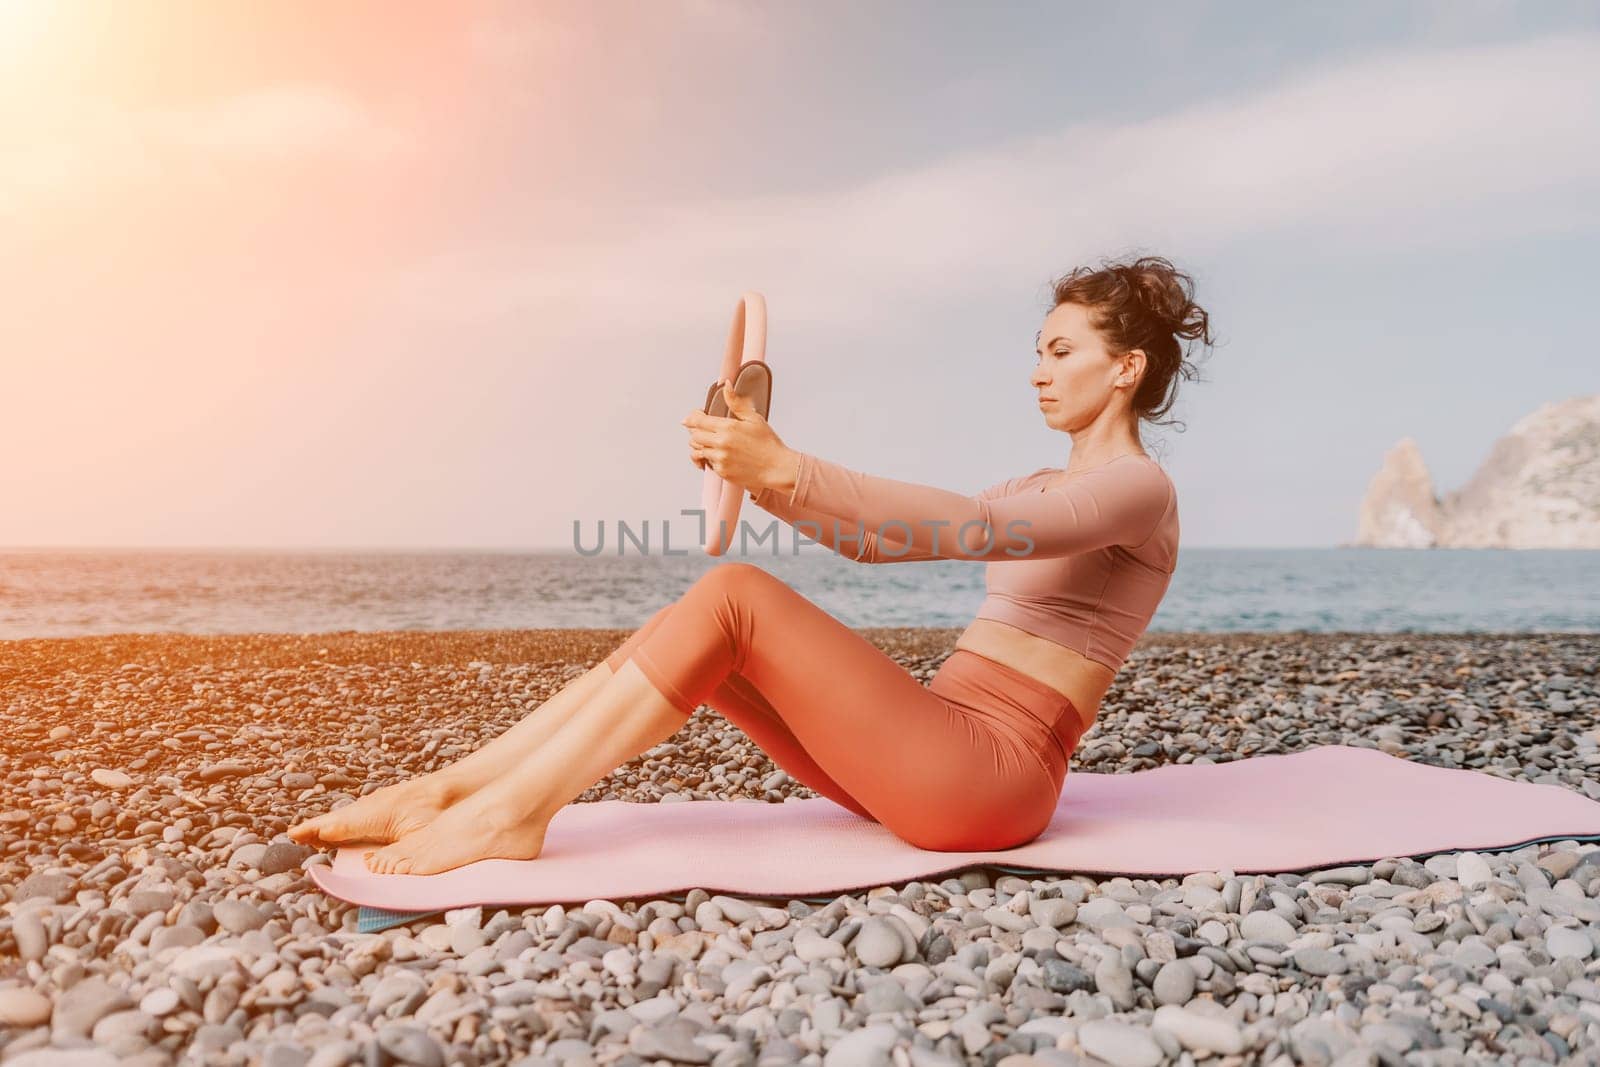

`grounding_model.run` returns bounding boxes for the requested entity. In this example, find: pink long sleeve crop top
[750,452,1179,673]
